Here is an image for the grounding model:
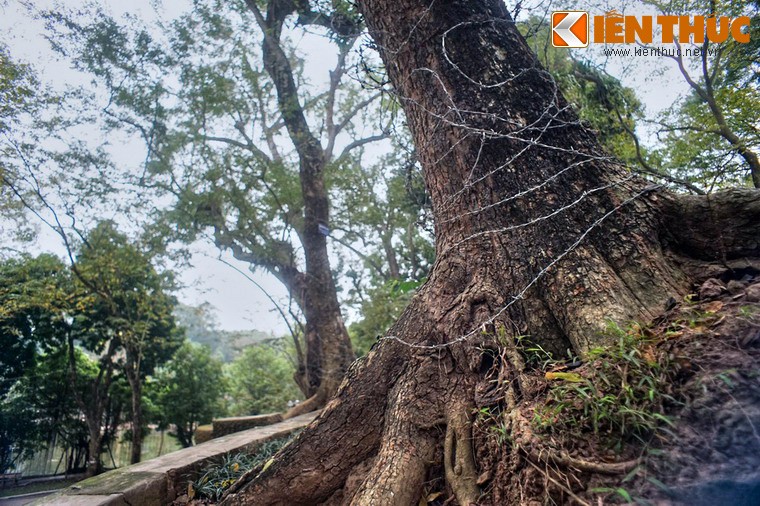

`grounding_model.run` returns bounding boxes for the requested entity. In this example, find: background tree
[0,254,88,474]
[334,146,434,353]
[0,225,183,475]
[0,254,69,396]
[225,340,302,416]
[0,387,44,474]
[223,1,760,504]
[152,342,226,448]
[641,0,758,189]
[0,253,117,476]
[3,348,103,474]
[43,0,401,414]
[0,44,45,244]
[74,221,182,465]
